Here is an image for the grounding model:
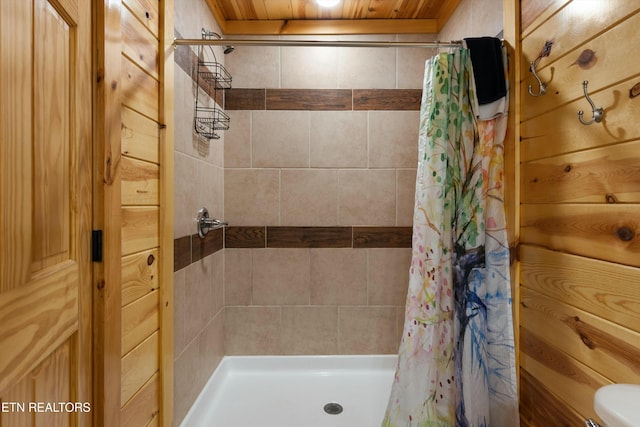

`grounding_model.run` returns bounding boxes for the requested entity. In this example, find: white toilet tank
[594,384,640,427]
